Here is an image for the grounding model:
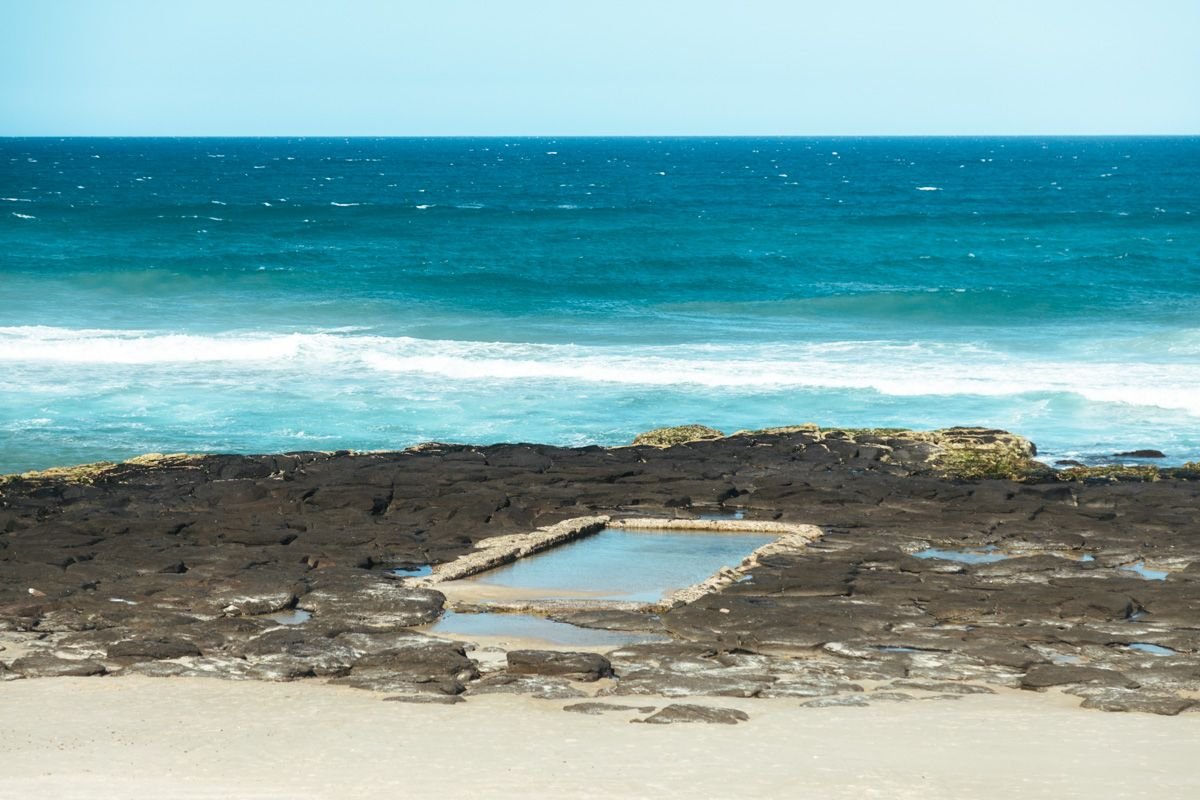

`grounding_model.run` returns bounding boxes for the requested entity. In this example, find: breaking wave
[2,326,1197,416]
